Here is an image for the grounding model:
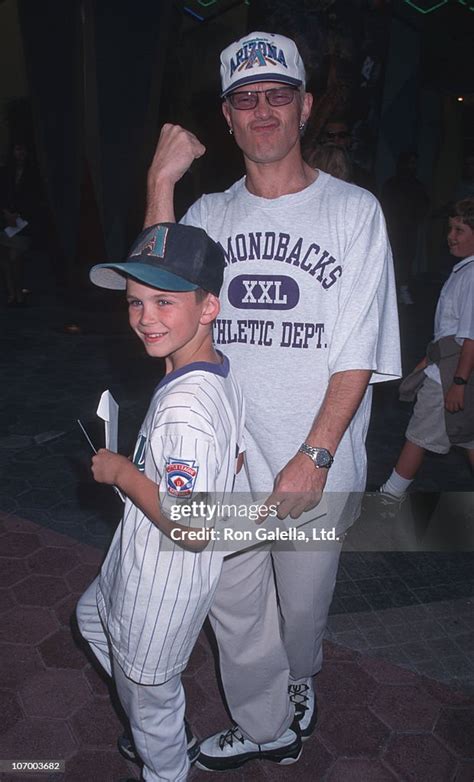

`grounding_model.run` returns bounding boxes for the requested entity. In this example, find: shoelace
[218,726,246,750]
[289,683,309,716]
